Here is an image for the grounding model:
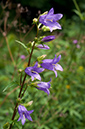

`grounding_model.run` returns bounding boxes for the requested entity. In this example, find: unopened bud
[27,100,33,106]
[23,101,33,107]
[17,98,21,103]
[42,25,50,32]
[37,54,47,62]
[33,18,38,24]
[18,69,22,73]
[34,37,38,42]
